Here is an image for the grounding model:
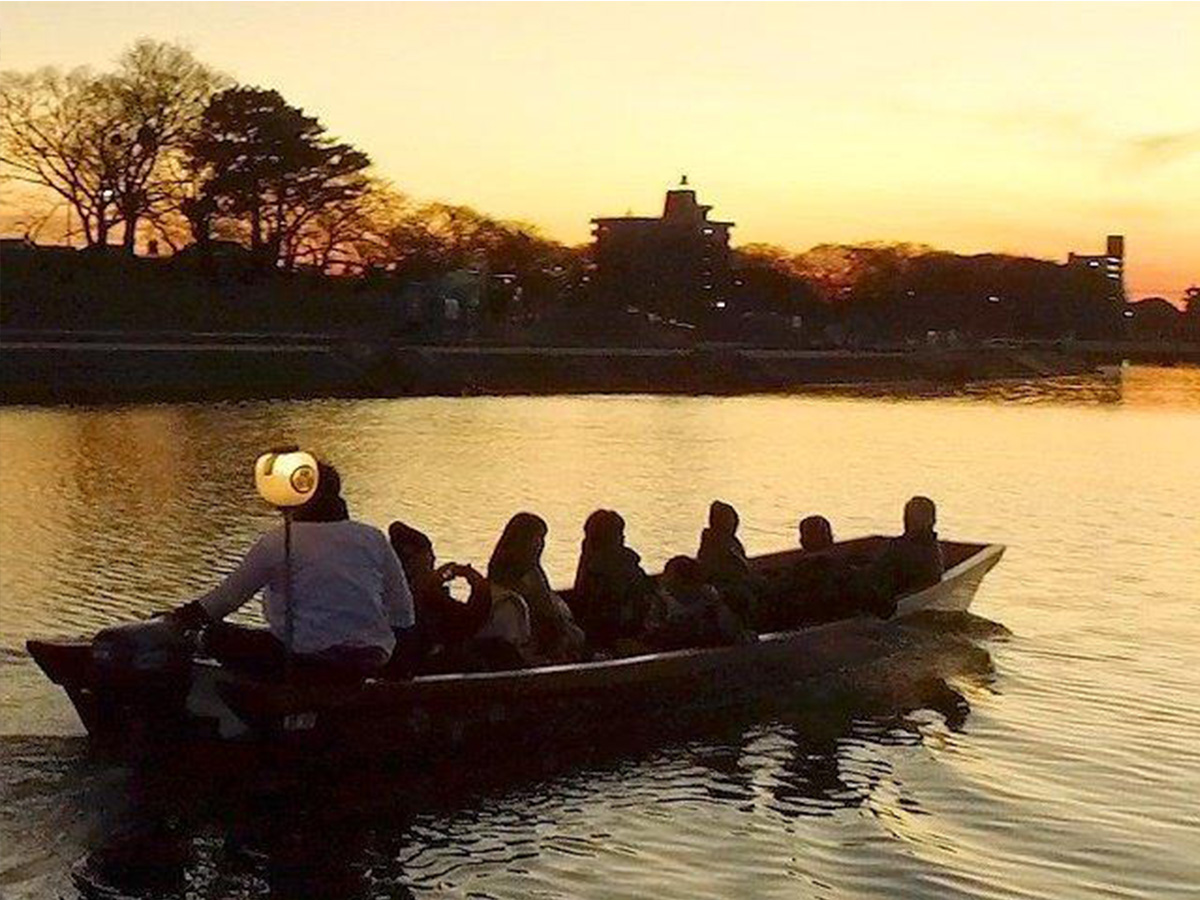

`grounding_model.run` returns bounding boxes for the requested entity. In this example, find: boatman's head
[292,461,348,522]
